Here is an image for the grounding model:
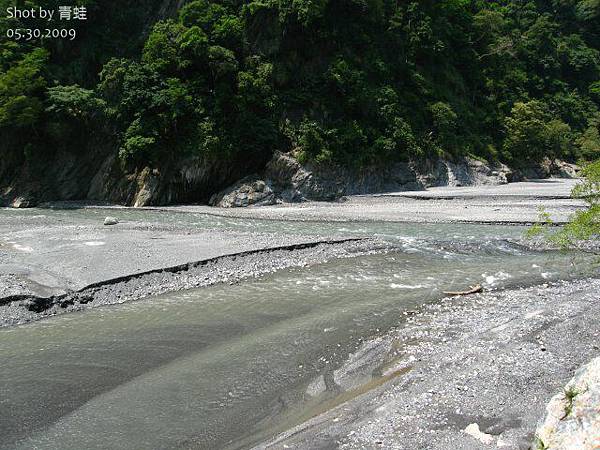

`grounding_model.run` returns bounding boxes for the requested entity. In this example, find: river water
[0,210,597,449]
